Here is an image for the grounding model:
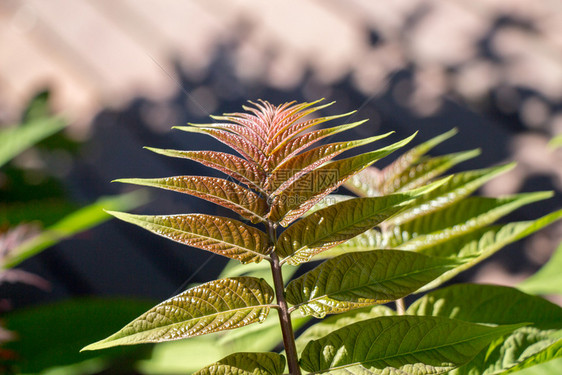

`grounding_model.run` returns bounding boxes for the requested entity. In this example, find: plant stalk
[268,222,301,375]
[396,298,406,315]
